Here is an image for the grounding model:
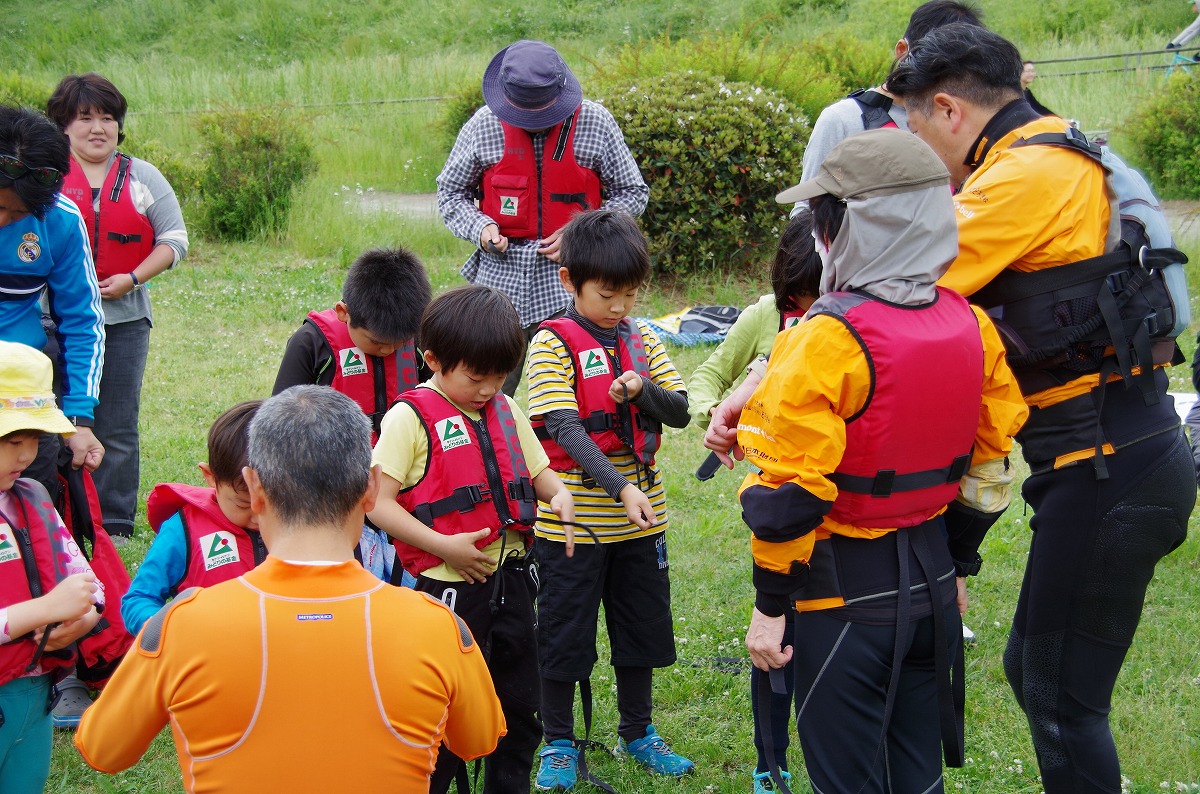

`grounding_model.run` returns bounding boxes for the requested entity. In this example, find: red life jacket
[394,388,536,576]
[813,288,982,529]
[779,307,807,332]
[61,152,156,281]
[479,109,602,240]
[532,317,662,473]
[305,308,420,444]
[0,479,78,686]
[146,484,266,593]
